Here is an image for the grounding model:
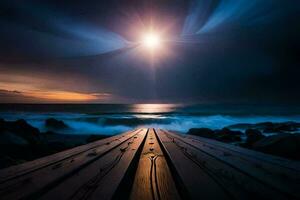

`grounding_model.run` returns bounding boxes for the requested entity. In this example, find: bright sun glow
[142,33,161,49]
